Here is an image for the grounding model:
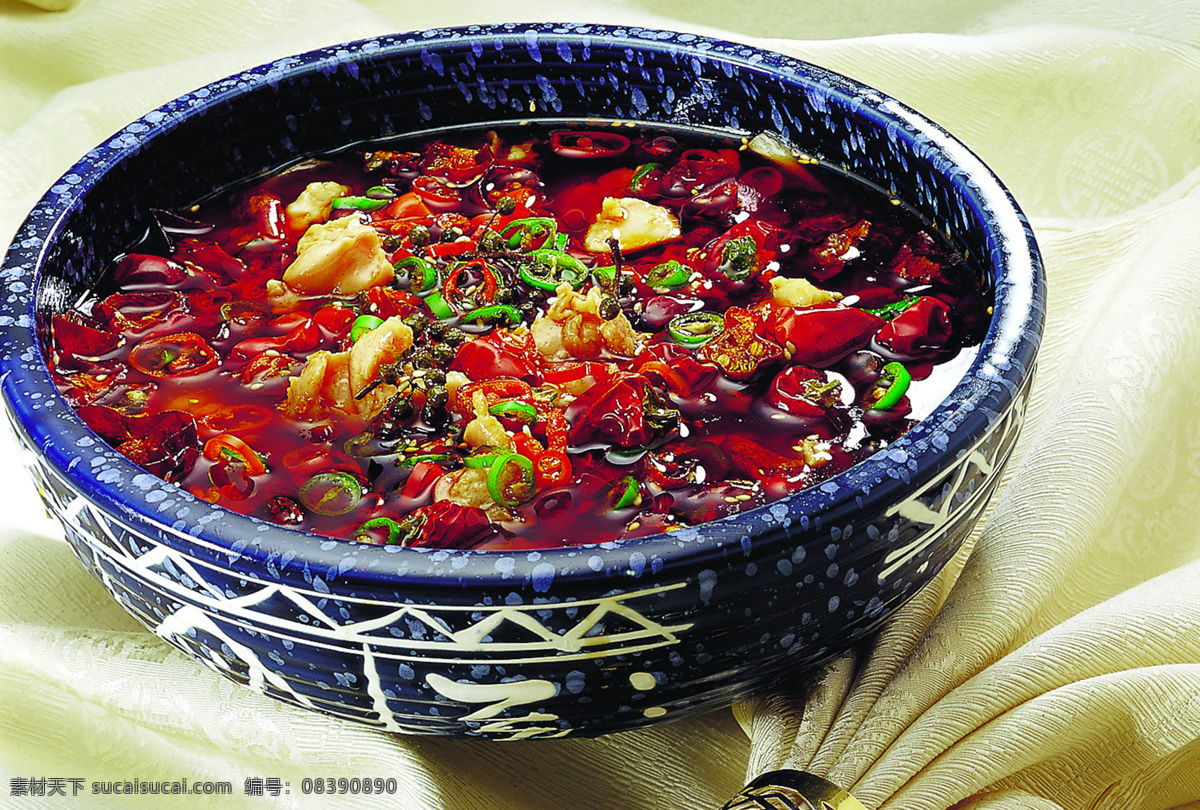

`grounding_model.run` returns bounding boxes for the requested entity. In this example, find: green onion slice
[871,362,912,410]
[864,296,919,320]
[350,314,384,343]
[394,256,438,293]
[645,260,691,290]
[463,304,521,326]
[398,452,457,467]
[499,217,558,249]
[488,400,537,424]
[667,311,725,347]
[424,291,455,320]
[519,249,590,291]
[354,516,403,545]
[629,162,660,193]
[612,476,641,509]
[486,453,536,508]
[331,195,391,212]
[298,472,362,516]
[463,452,508,469]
